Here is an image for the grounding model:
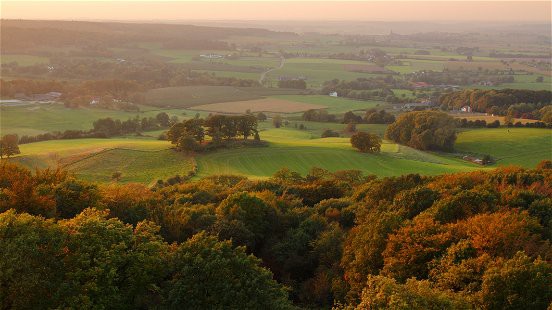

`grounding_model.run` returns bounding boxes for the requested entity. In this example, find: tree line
[439,89,551,115]
[1,161,551,309]
[15,113,175,145]
[343,109,395,124]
